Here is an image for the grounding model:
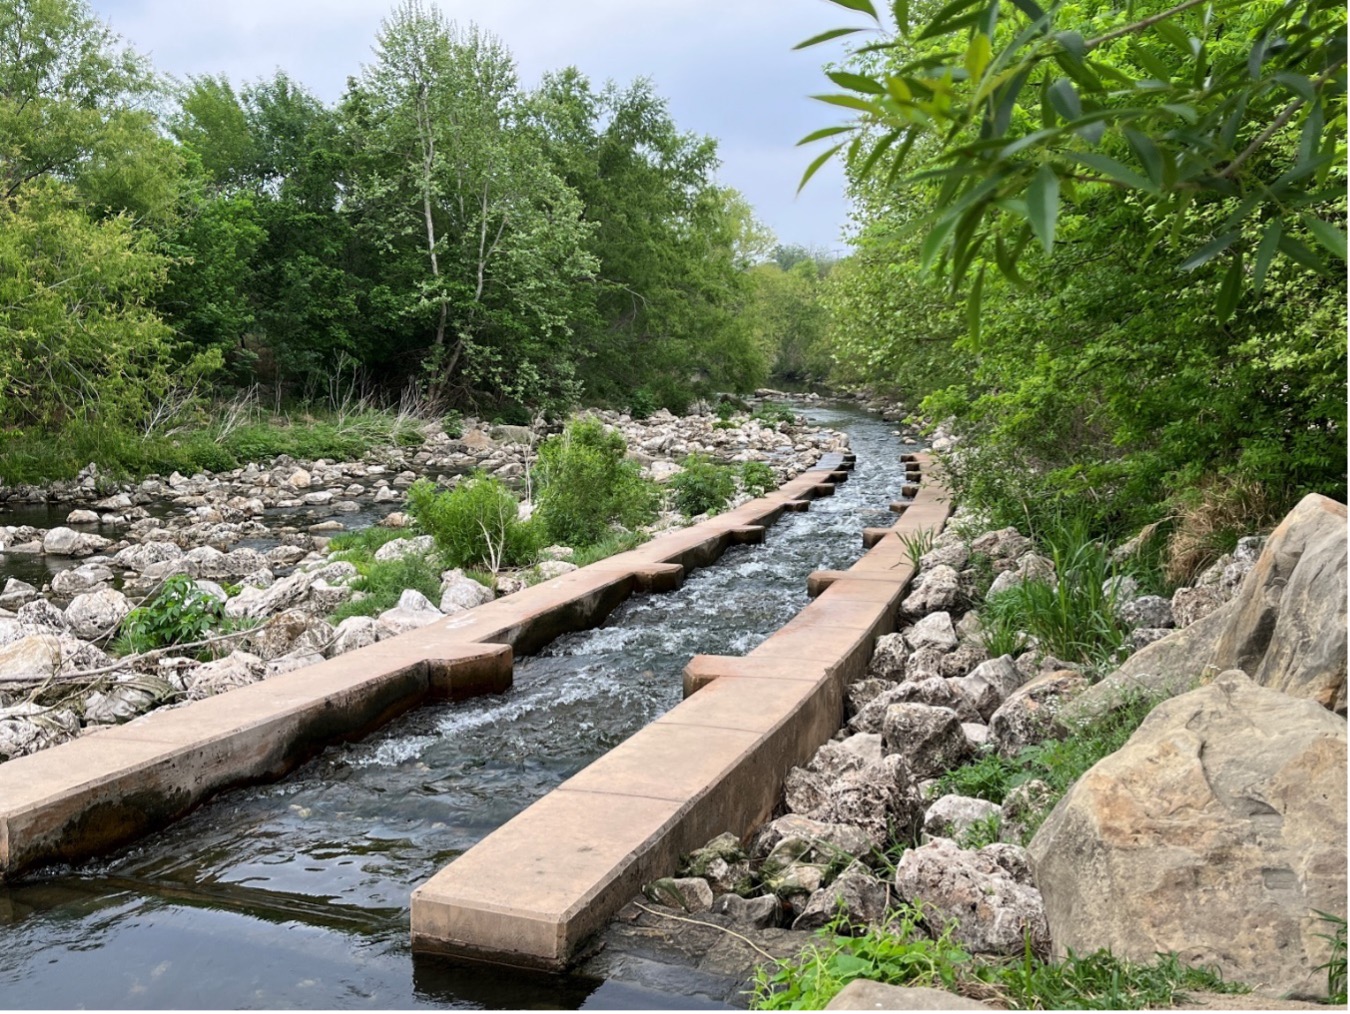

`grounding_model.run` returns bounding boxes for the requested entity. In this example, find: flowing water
[0,405,918,1010]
